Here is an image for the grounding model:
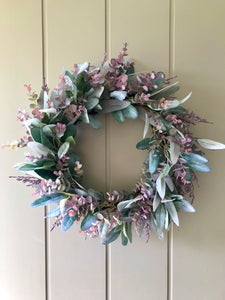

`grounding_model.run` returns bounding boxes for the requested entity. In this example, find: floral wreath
[4,43,225,246]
